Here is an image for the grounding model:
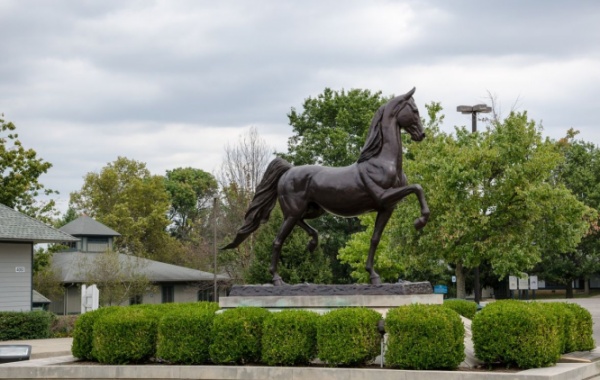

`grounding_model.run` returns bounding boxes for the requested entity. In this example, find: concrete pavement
[0,337,72,359]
